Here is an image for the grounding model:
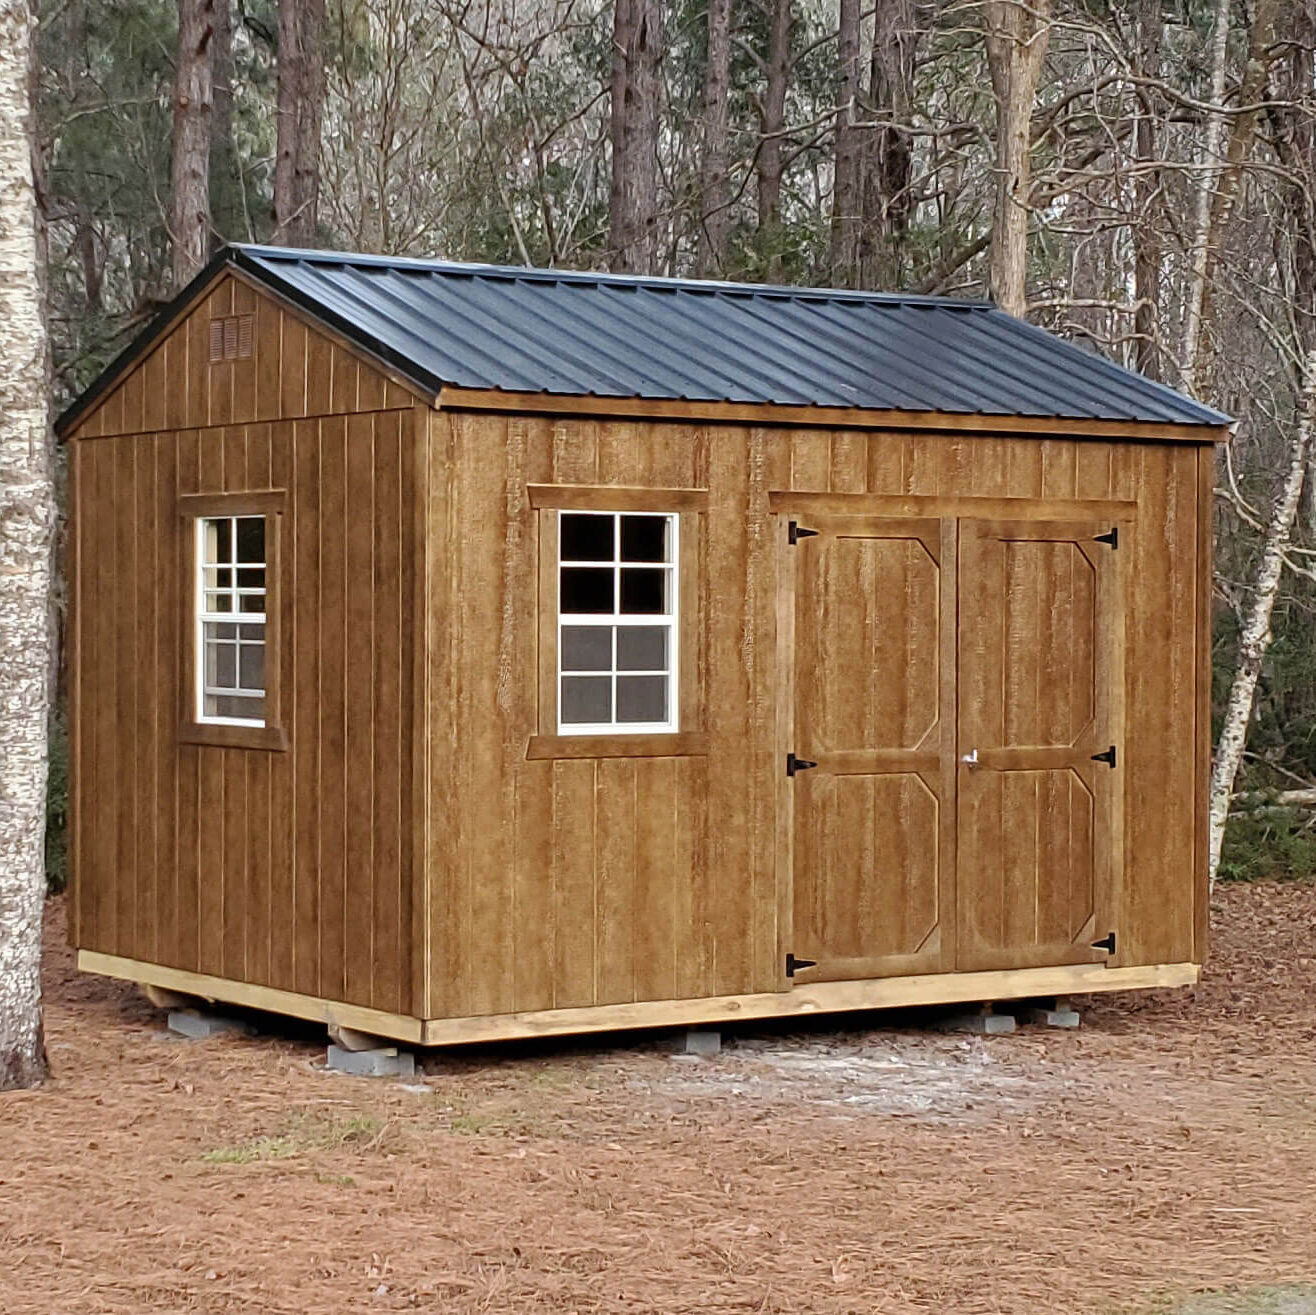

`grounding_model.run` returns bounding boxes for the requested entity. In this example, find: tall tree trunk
[1179,0,1230,393]
[1209,350,1316,883]
[755,0,792,277]
[1131,0,1162,377]
[210,0,239,245]
[829,0,863,286]
[273,0,325,247]
[608,0,663,273]
[859,0,919,289]
[697,0,733,276]
[0,0,53,1092]
[169,0,215,289]
[984,0,1050,317]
